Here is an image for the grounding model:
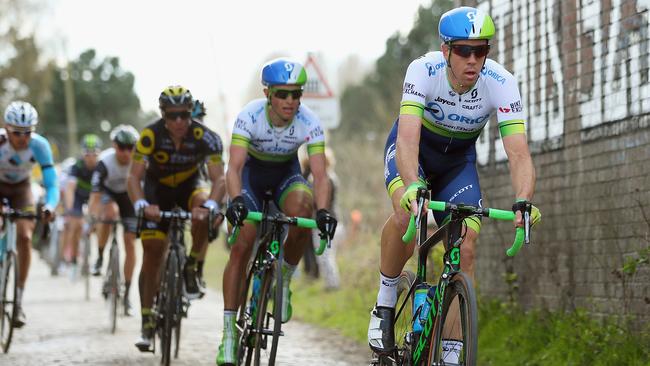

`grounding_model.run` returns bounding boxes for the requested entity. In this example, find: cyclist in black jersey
[128,85,226,352]
[61,134,102,276]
